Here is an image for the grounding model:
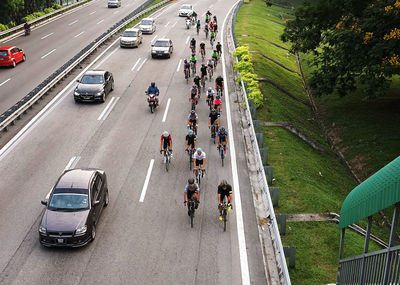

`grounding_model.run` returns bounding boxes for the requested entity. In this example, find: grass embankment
[235,0,391,283]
